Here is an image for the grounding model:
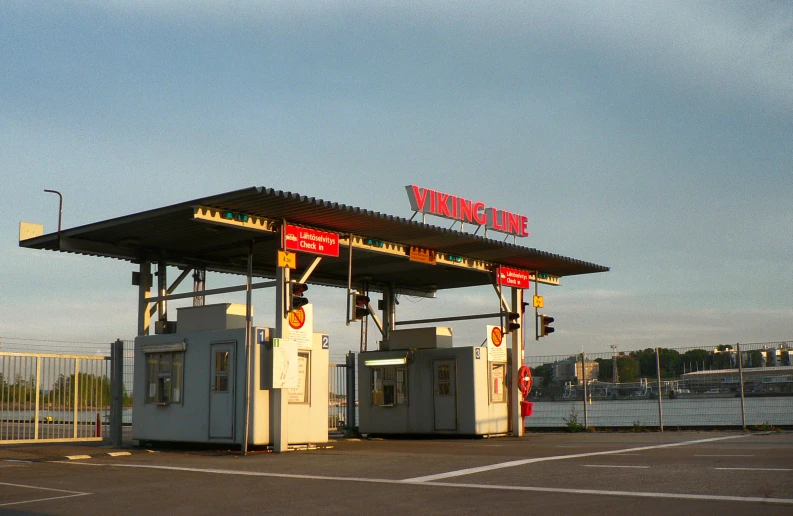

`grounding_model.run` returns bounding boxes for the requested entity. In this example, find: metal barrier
[329,362,347,431]
[0,351,111,444]
[329,352,357,433]
[525,341,793,430]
